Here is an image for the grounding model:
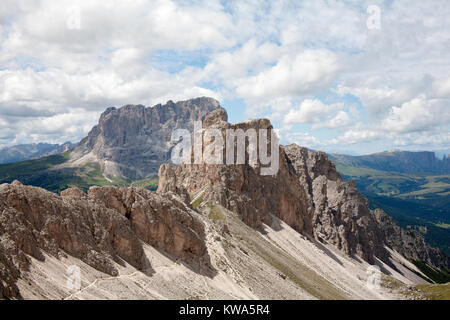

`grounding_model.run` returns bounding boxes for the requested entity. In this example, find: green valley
[0,152,156,193]
[336,163,450,255]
